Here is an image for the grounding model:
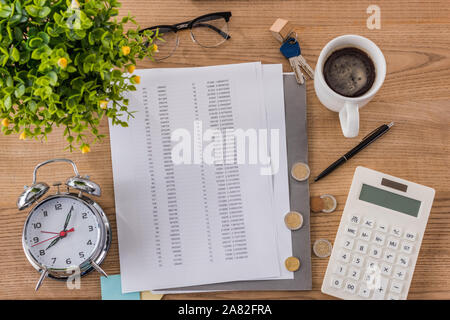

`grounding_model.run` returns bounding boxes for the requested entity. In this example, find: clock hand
[41,231,59,234]
[45,227,76,251]
[45,237,61,250]
[31,235,59,247]
[63,205,74,231]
